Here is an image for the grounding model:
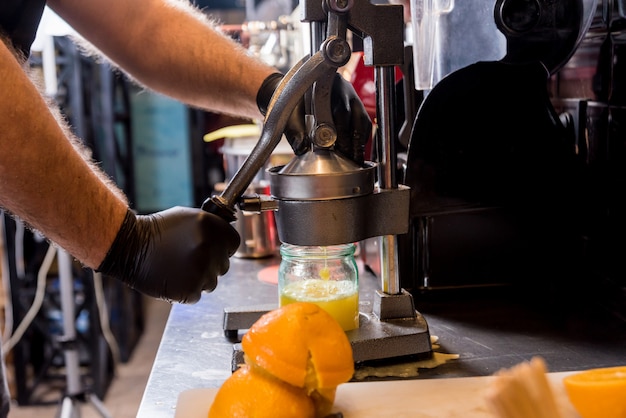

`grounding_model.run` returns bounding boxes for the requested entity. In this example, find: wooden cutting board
[175,372,580,417]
